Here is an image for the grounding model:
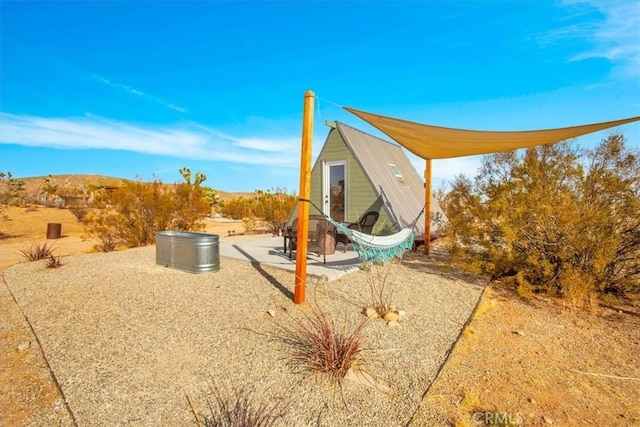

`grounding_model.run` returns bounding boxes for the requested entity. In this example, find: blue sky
[1,0,638,192]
